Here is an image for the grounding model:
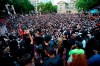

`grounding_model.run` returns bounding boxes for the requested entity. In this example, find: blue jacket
[88,54,100,66]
